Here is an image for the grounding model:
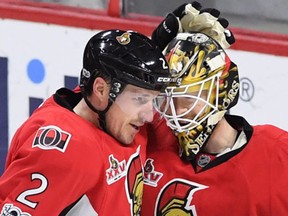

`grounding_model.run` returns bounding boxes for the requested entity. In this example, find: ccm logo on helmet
[157,77,182,83]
